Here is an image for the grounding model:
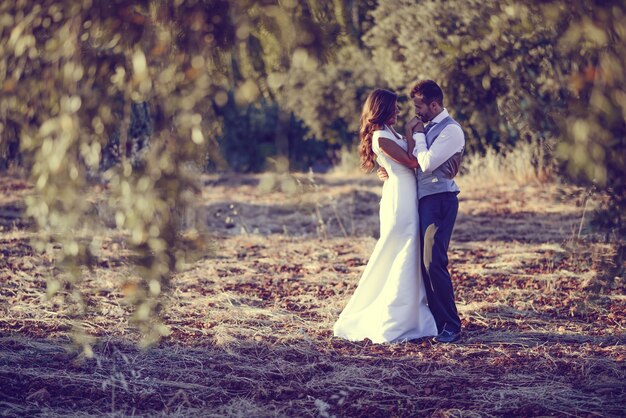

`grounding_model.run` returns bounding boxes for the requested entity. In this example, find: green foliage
[215,94,330,172]
[449,0,626,278]
[0,0,219,348]
[549,0,626,282]
[275,45,383,146]
[363,0,624,280]
[363,0,559,151]
[0,0,347,350]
